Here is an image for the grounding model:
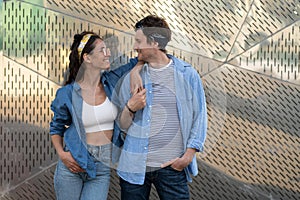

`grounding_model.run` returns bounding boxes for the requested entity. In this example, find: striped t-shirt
[146,61,184,167]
